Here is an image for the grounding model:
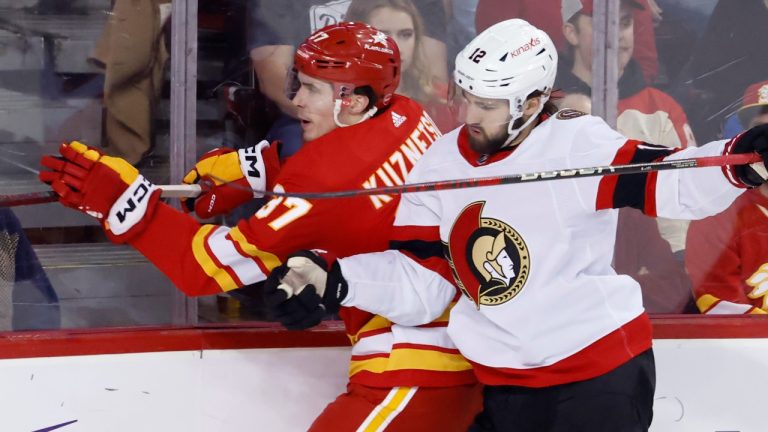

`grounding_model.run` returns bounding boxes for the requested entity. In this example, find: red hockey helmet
[294,22,401,110]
